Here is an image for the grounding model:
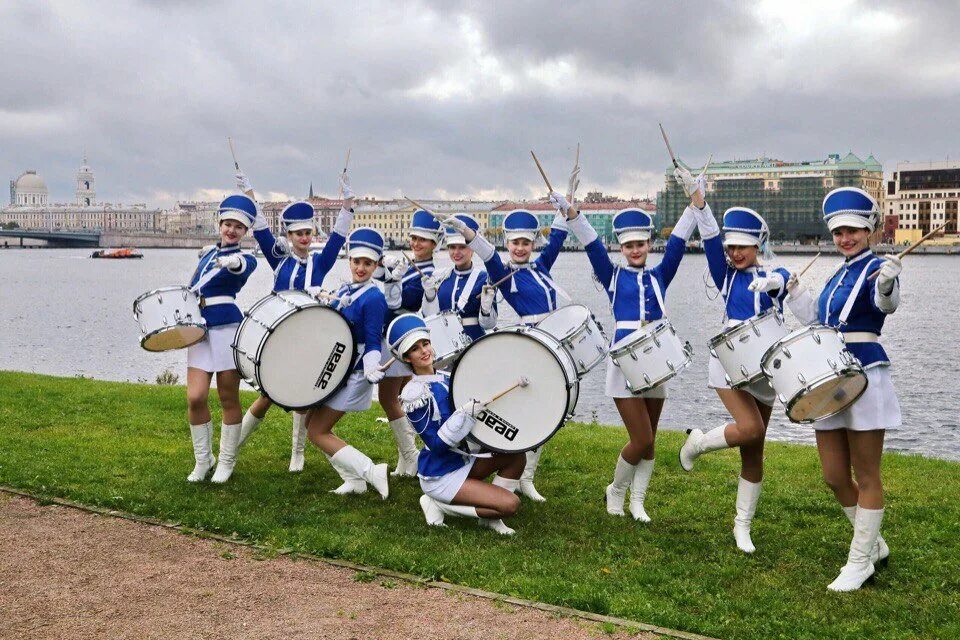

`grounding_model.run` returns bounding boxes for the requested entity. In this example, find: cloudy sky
[2,1,958,208]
